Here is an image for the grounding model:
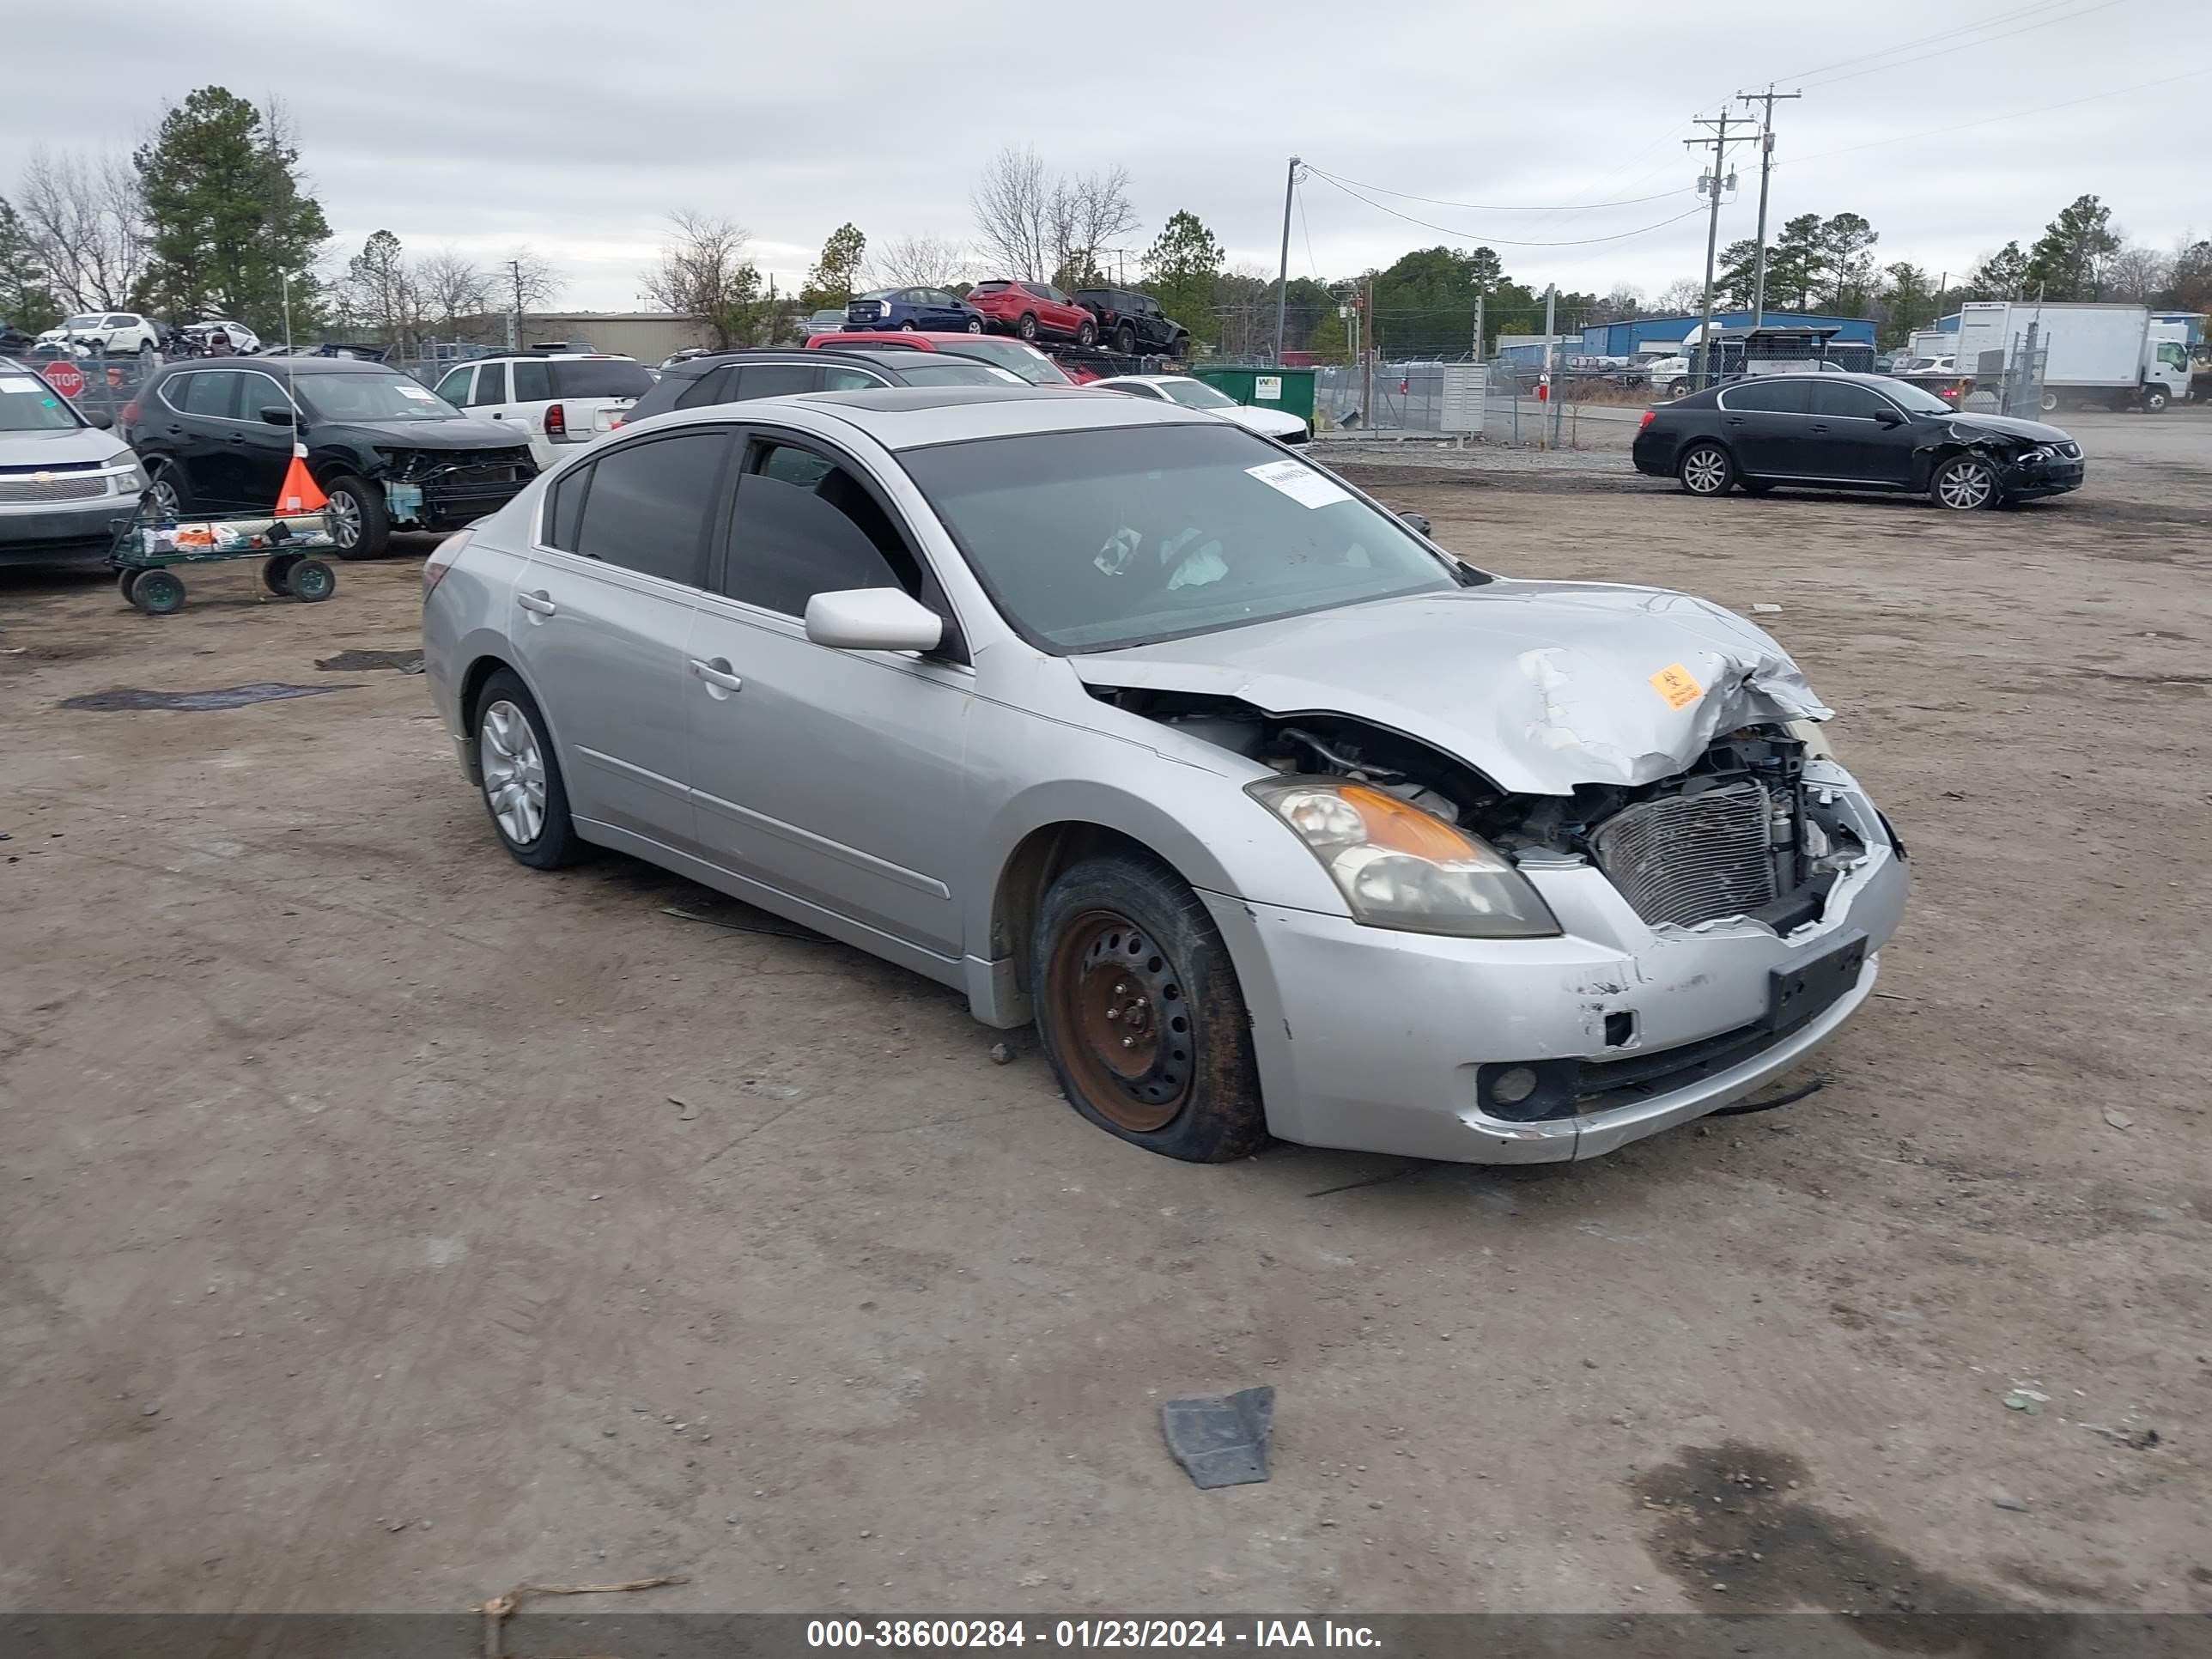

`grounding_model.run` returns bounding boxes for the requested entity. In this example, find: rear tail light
[1638,410,1656,429]
[120,399,141,424]
[422,528,472,598]
[610,416,624,428]
[545,402,567,439]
